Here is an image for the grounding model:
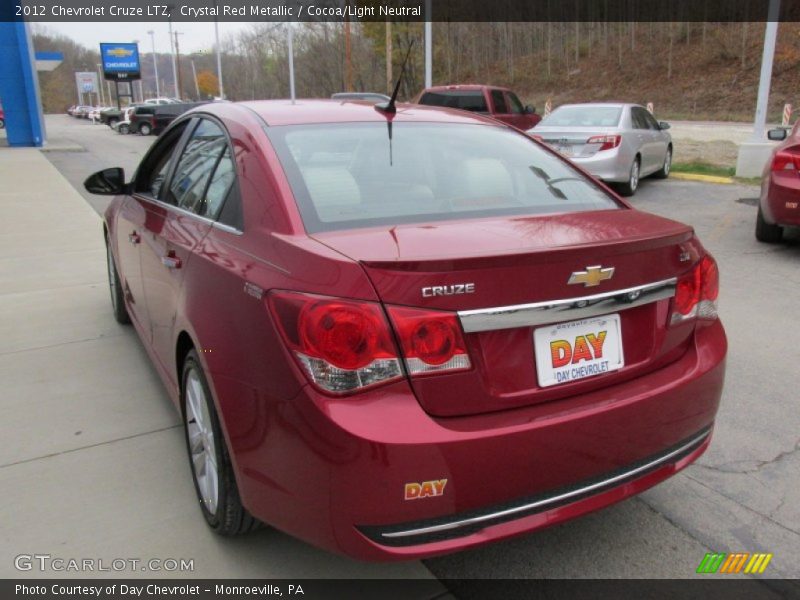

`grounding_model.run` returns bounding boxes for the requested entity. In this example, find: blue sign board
[100,42,140,81]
